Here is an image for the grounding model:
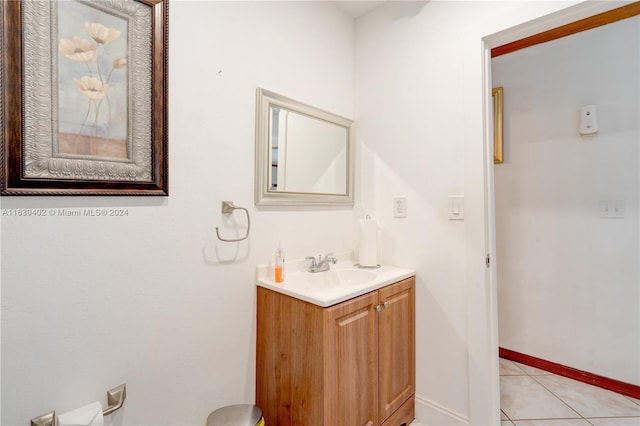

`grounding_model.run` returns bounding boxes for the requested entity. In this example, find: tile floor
[500,358,640,426]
